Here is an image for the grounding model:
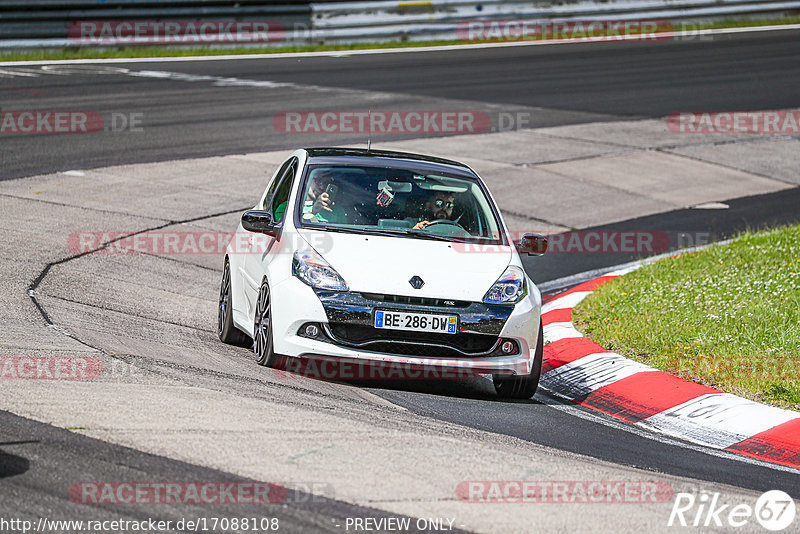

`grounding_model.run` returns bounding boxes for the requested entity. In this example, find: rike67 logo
[668,490,796,531]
